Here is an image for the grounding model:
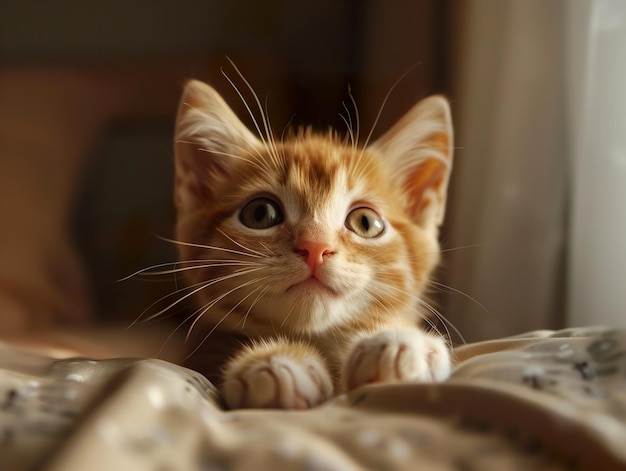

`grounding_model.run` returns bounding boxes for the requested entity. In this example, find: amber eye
[345,208,385,238]
[239,197,284,229]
